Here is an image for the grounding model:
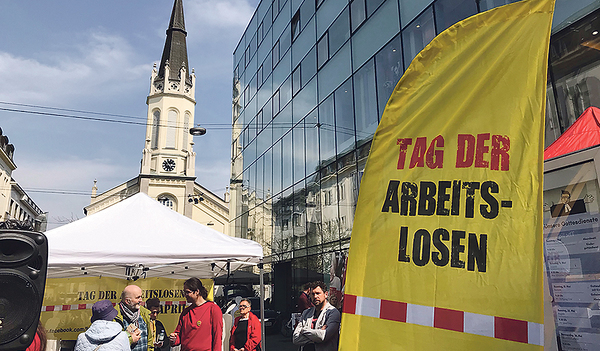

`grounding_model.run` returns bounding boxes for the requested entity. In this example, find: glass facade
[231,0,600,319]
